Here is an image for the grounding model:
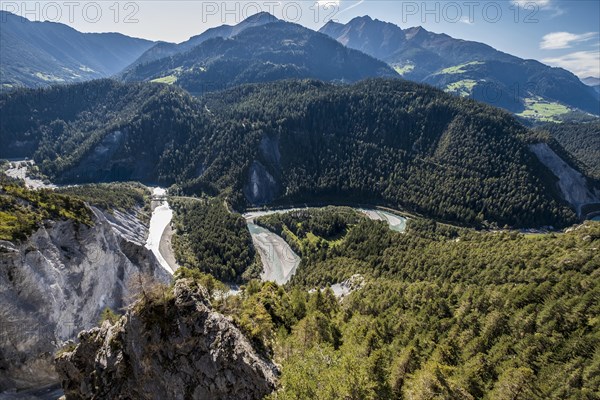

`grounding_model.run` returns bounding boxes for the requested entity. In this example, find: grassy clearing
[305,231,319,244]
[151,75,178,85]
[517,97,570,123]
[438,61,484,75]
[393,64,415,75]
[445,79,478,97]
